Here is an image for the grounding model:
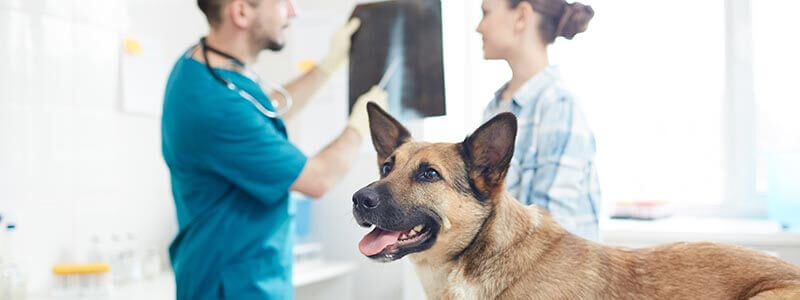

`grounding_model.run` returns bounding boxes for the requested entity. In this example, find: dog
[351,103,800,299]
